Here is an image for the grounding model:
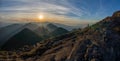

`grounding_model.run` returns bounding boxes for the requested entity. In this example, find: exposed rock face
[0,11,120,61]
